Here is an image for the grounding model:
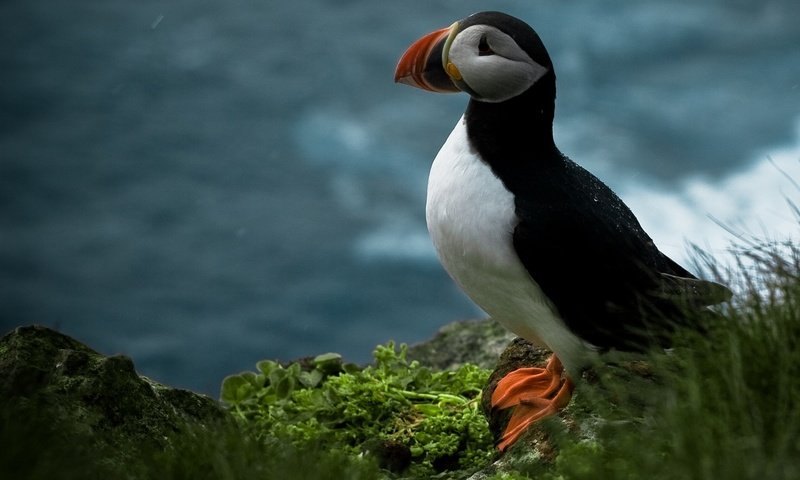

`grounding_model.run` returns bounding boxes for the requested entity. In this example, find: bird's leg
[490,354,574,451]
